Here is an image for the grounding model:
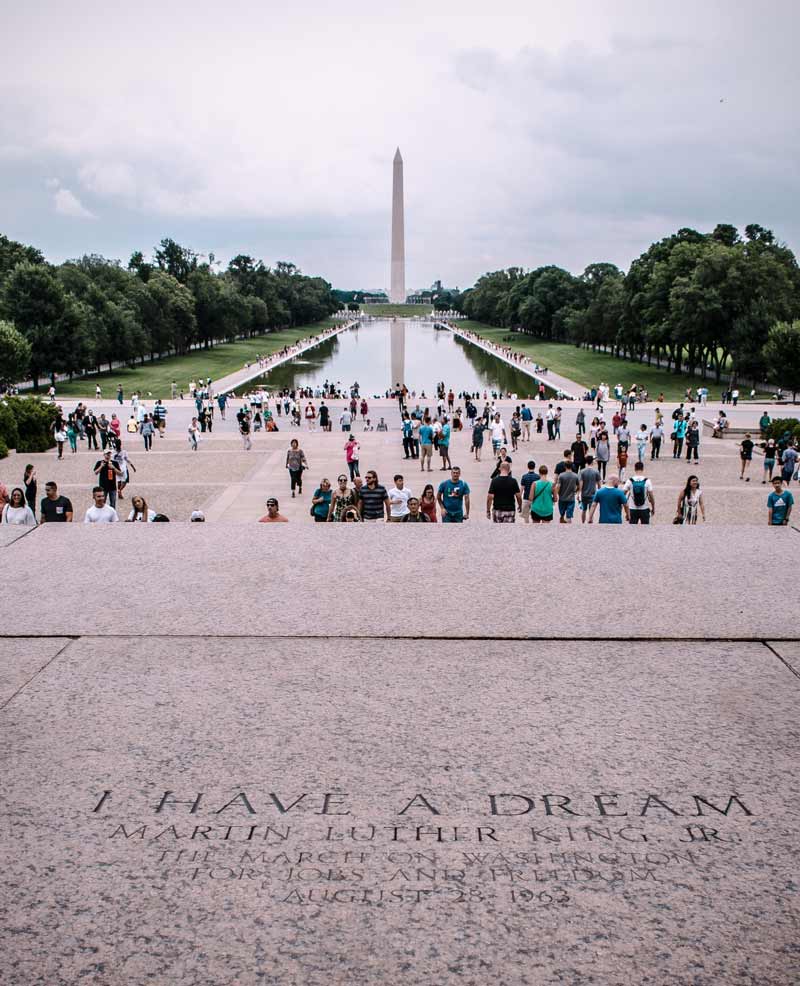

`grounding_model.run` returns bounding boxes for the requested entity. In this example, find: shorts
[492,509,516,523]
[740,452,752,461]
[558,500,575,519]
[579,495,595,511]
[530,512,553,523]
[629,508,651,525]
[442,512,464,523]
